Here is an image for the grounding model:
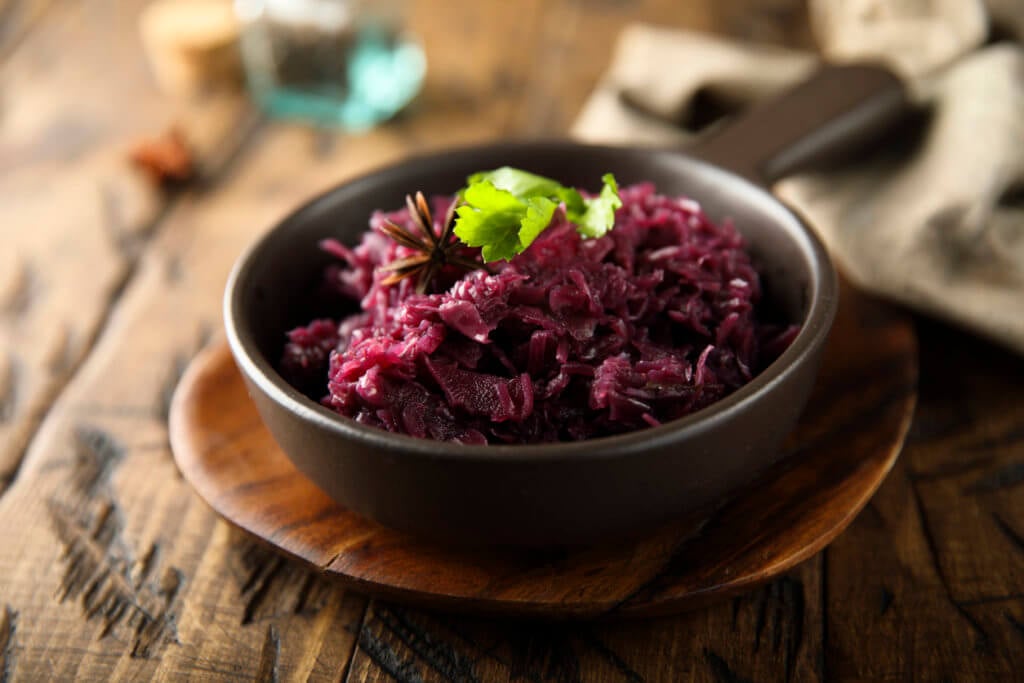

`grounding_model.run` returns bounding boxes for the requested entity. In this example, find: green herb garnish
[453,167,622,263]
